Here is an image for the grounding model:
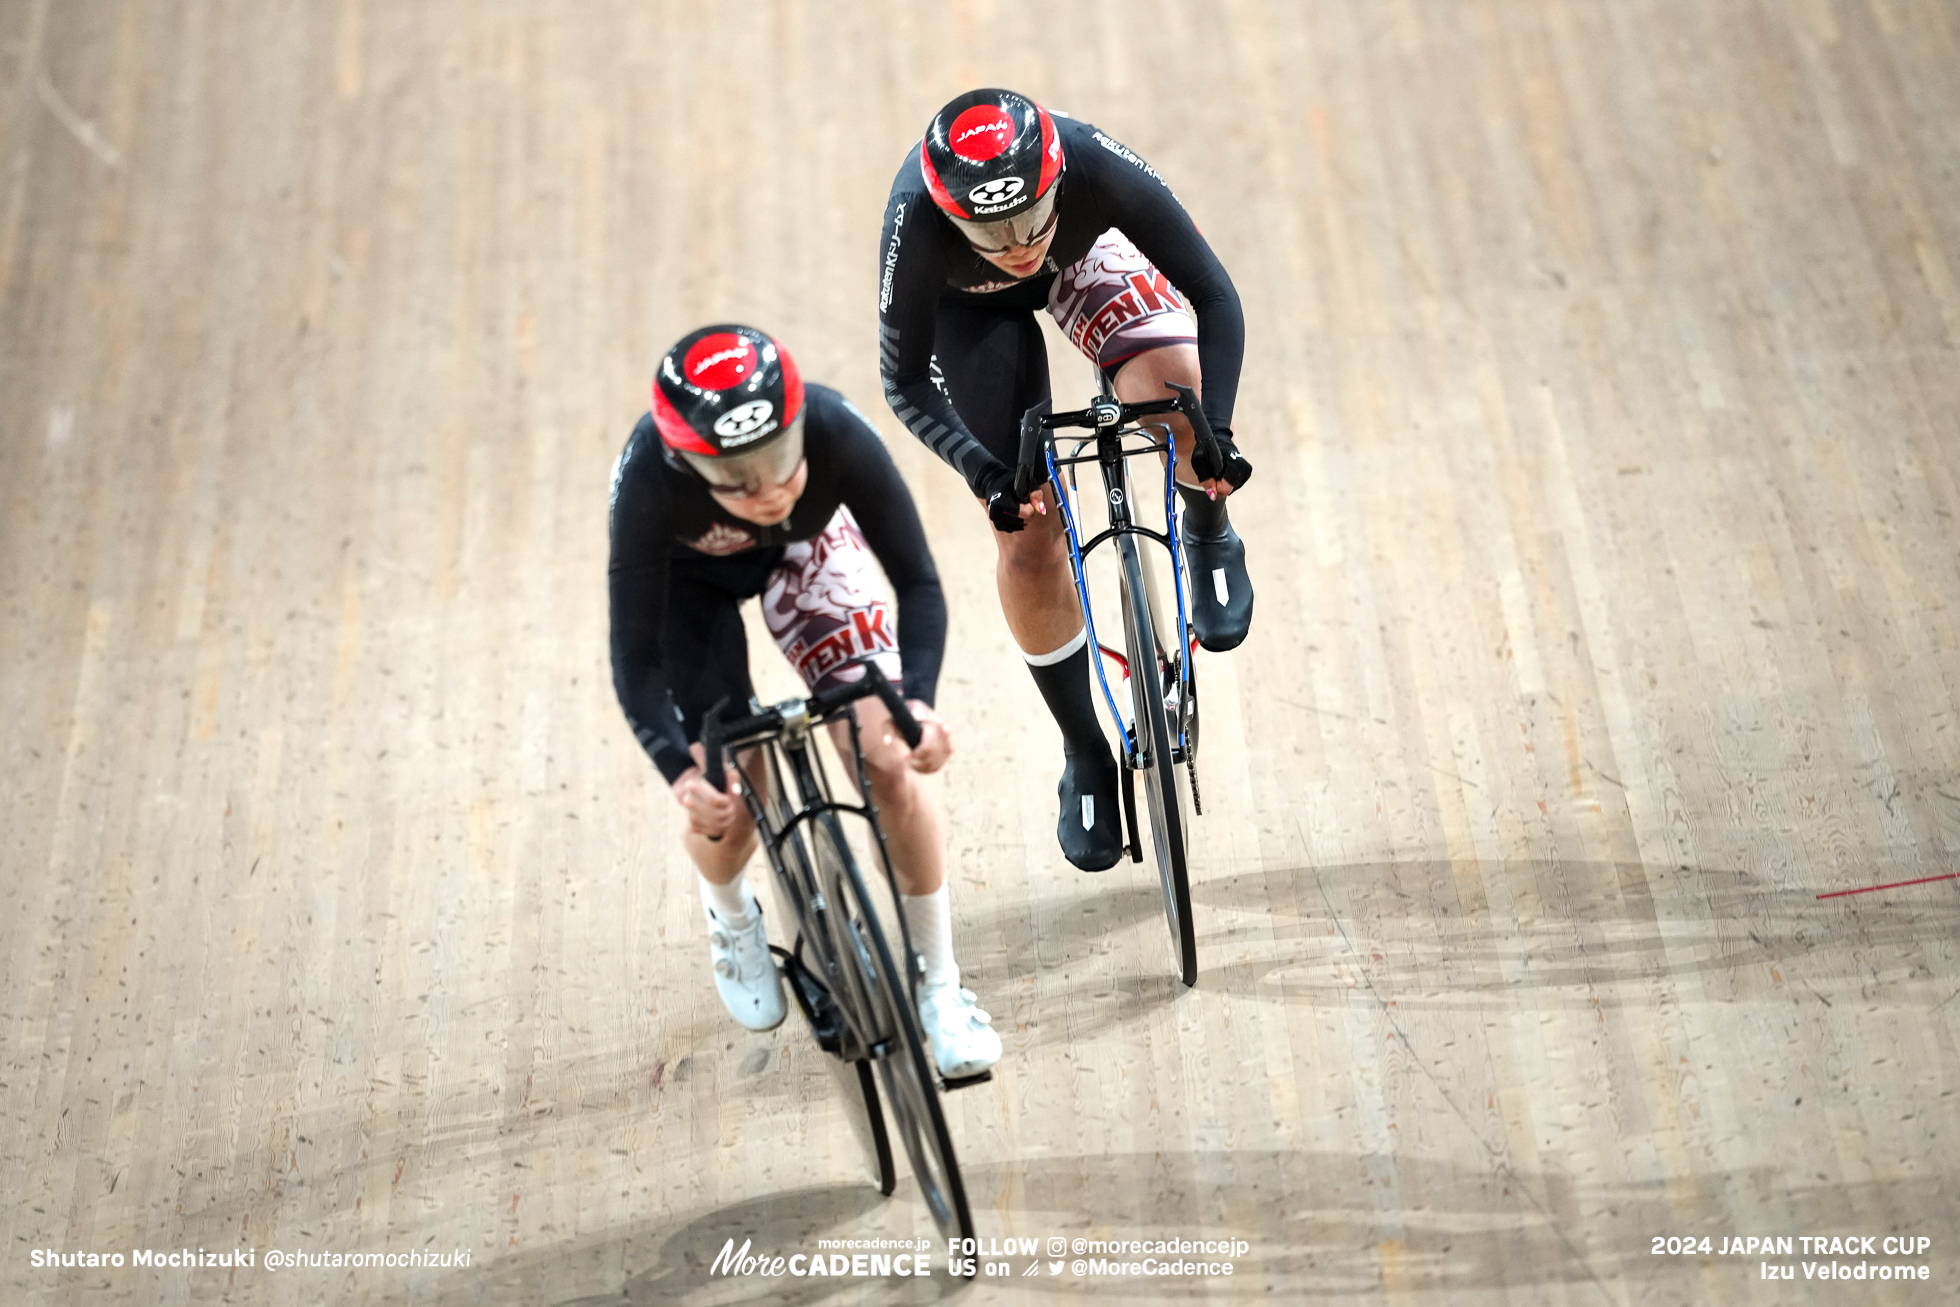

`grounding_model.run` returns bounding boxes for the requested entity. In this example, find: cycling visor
[681,411,806,494]
[949,187,1060,254]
